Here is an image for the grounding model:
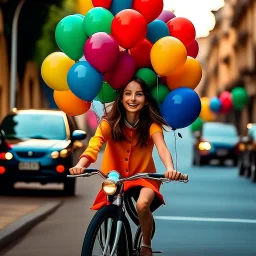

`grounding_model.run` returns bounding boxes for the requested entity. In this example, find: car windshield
[0,113,67,140]
[202,123,238,138]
